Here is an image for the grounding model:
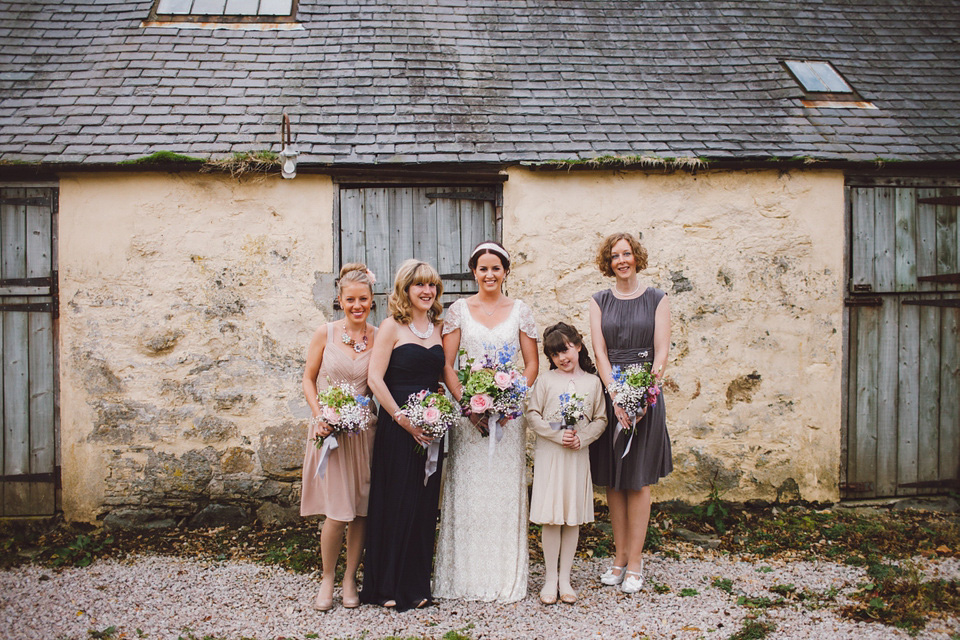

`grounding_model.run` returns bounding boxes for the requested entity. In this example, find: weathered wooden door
[844,180,959,498]
[0,185,58,516]
[337,186,500,325]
